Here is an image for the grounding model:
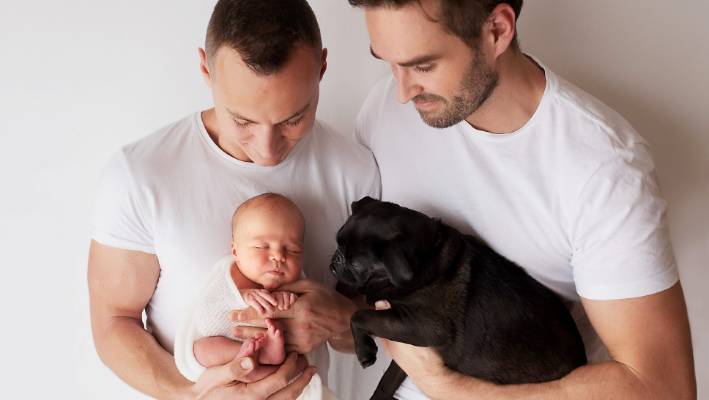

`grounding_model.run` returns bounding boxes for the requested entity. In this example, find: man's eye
[283,117,304,127]
[234,119,251,128]
[413,64,435,73]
